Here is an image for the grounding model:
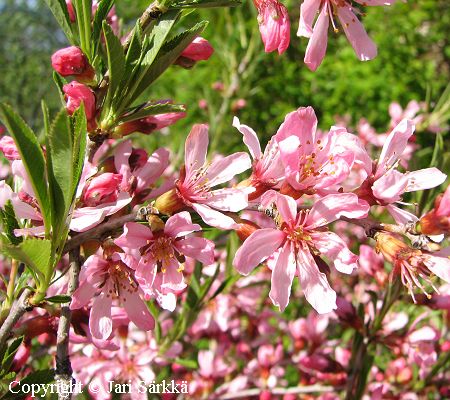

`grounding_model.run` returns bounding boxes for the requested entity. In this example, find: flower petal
[192,203,239,229]
[297,0,321,38]
[297,245,337,314]
[115,222,153,249]
[185,124,209,178]
[304,6,329,71]
[306,193,369,228]
[207,188,249,212]
[233,116,262,159]
[269,242,296,311]
[233,228,286,275]
[337,6,377,61]
[175,236,215,265]
[372,169,408,203]
[276,106,317,144]
[423,254,450,284]
[135,147,170,192]
[206,152,251,186]
[164,211,201,238]
[405,168,447,192]
[90,292,113,340]
[122,289,155,331]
